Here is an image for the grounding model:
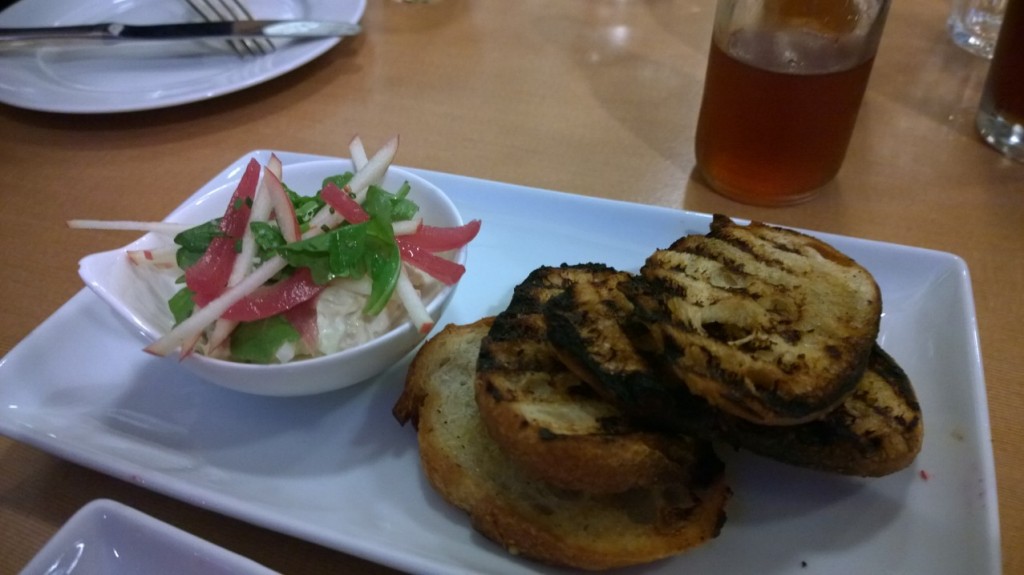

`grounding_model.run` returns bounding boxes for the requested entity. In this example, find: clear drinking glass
[948,0,1007,58]
[976,0,1024,162]
[694,0,891,206]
